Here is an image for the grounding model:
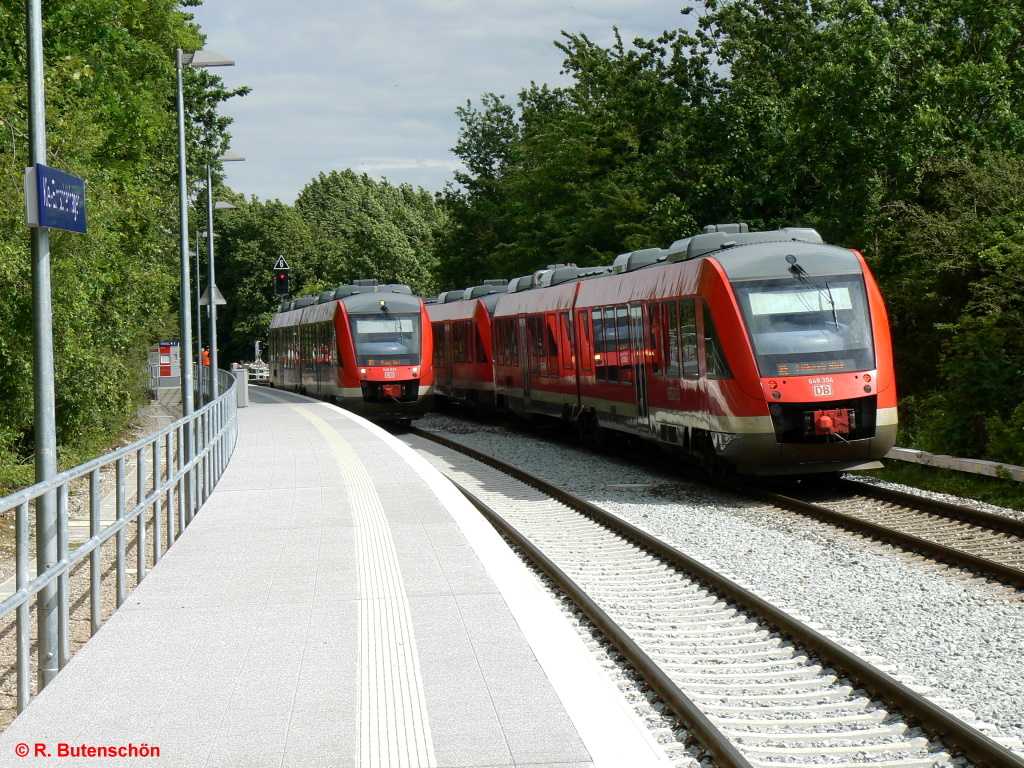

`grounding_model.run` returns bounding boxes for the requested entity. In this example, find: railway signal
[273,255,290,296]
